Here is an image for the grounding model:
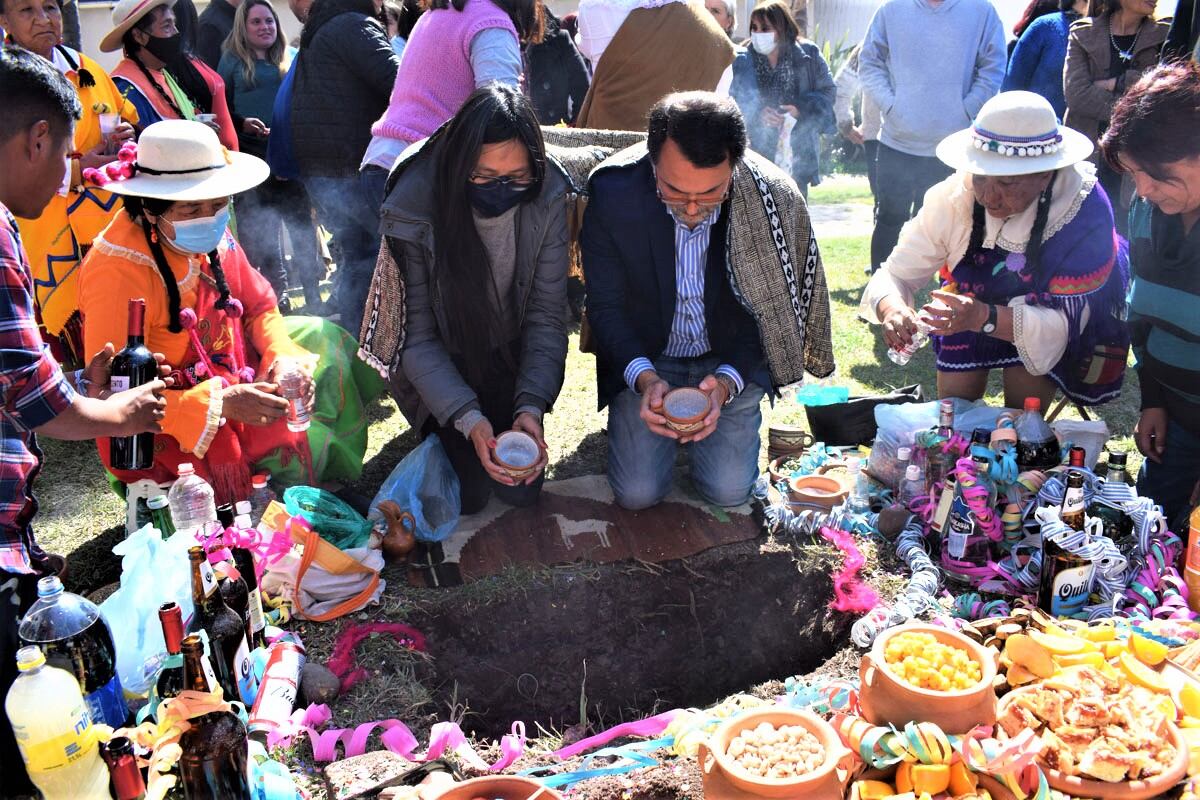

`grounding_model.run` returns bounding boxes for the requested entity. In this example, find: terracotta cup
[859,623,997,735]
[431,776,563,800]
[700,708,854,799]
[662,387,710,434]
[493,430,541,481]
[787,475,849,509]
